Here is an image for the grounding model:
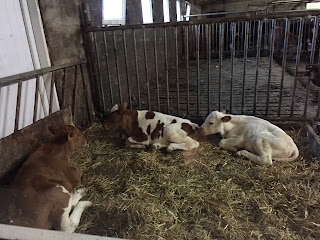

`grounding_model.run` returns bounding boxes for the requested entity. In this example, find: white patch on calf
[110,104,119,113]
